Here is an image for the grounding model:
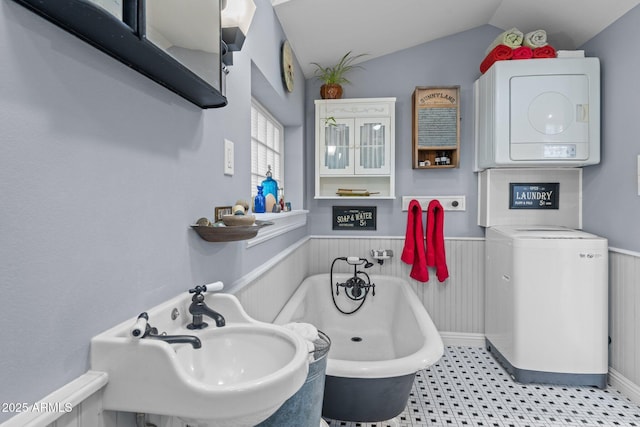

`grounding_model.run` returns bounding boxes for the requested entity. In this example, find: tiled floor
[324,346,640,427]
